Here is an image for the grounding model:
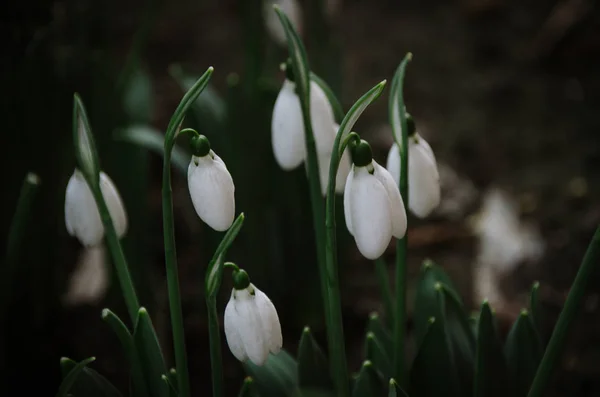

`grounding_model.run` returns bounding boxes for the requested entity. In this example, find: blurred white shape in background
[263,0,303,46]
[63,245,109,306]
[472,188,545,306]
